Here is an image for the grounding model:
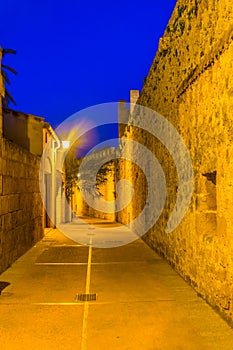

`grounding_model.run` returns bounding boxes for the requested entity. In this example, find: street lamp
[62,140,70,149]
